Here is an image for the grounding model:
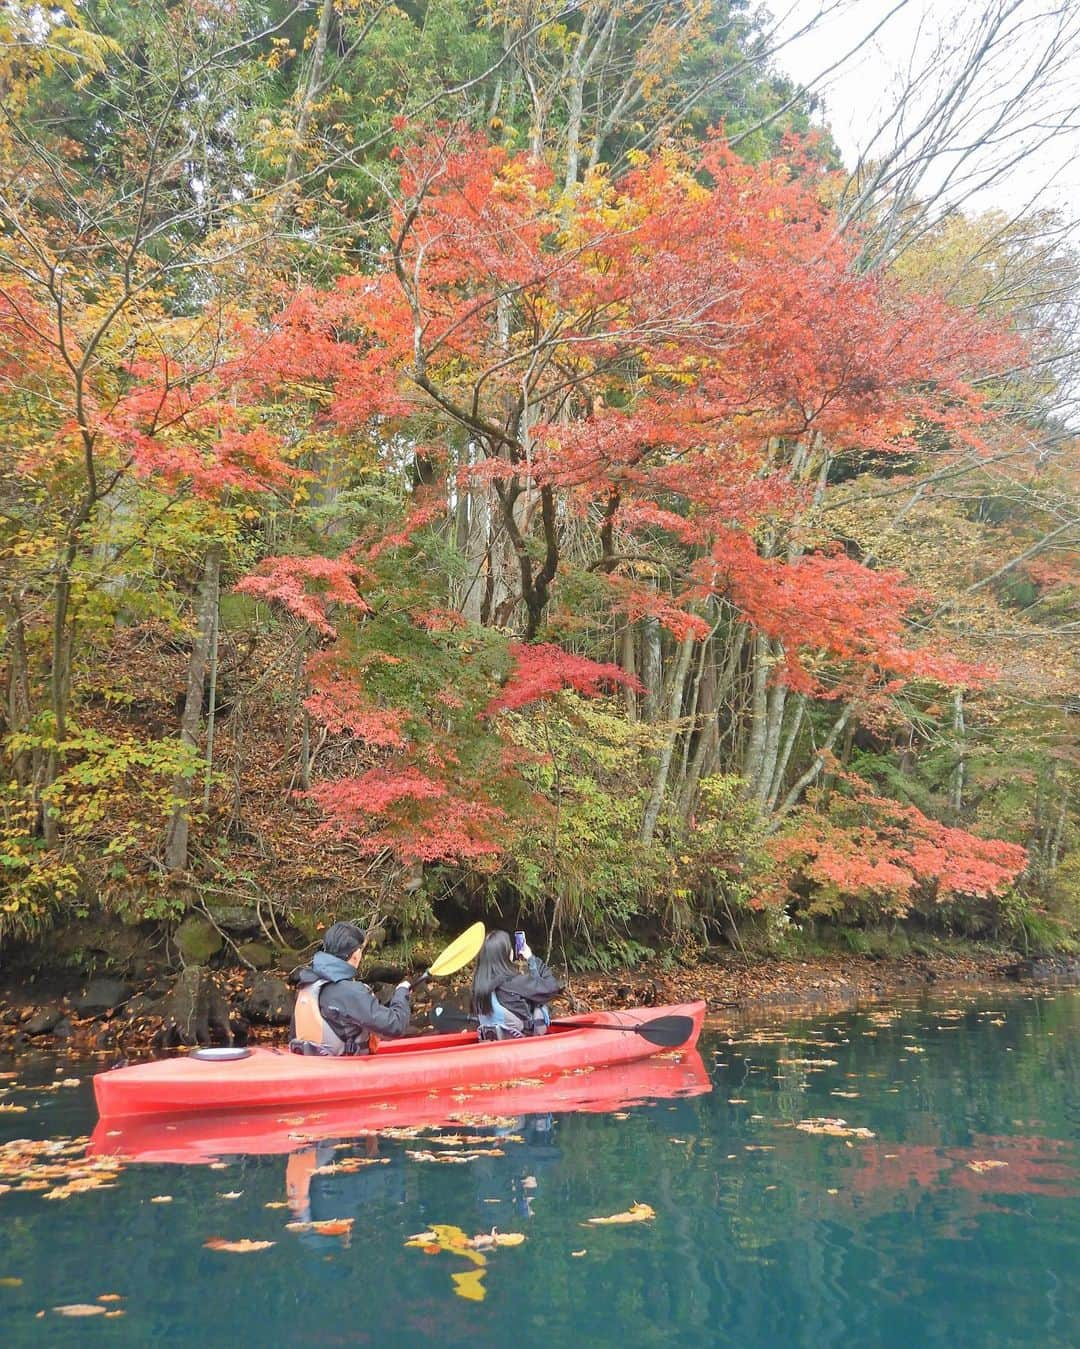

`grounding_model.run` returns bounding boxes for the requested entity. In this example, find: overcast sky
[768,0,1080,225]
